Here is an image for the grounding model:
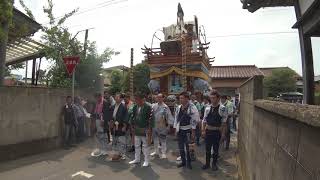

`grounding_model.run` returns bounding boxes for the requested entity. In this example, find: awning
[9,8,41,40]
[5,37,45,65]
